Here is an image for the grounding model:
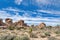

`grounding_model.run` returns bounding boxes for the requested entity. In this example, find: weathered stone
[16,20,24,27]
[0,18,29,29]
[5,18,13,26]
[15,20,29,28]
[0,19,6,26]
[39,23,46,29]
[0,19,3,26]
